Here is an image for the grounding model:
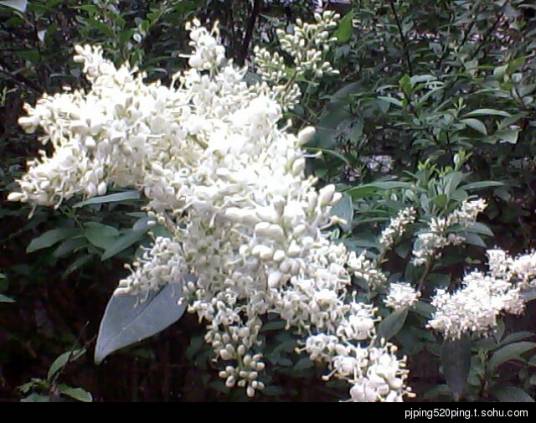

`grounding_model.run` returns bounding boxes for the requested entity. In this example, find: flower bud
[318,184,336,206]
